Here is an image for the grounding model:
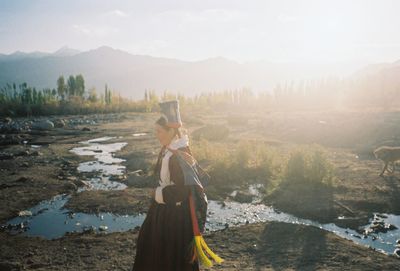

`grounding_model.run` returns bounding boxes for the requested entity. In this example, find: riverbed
[2,135,400,258]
